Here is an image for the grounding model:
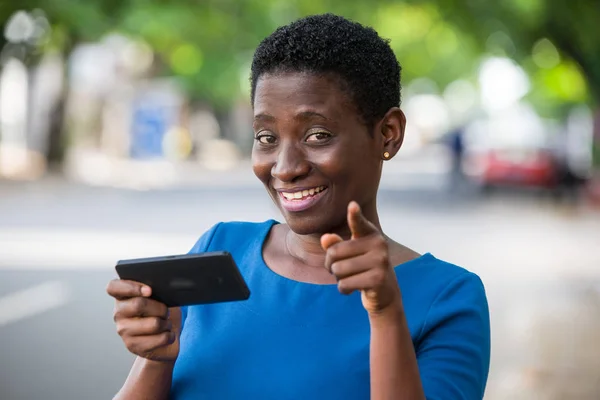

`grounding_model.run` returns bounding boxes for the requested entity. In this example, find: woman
[107,14,490,400]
